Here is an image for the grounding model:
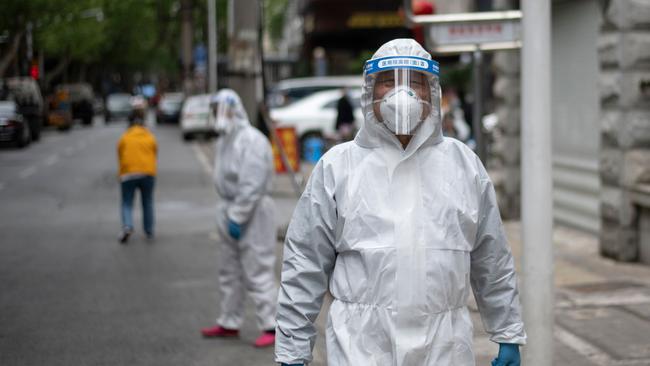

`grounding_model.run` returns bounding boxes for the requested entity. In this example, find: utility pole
[227,0,260,120]
[521,0,554,364]
[471,47,486,162]
[227,0,303,196]
[181,0,194,93]
[207,0,218,93]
